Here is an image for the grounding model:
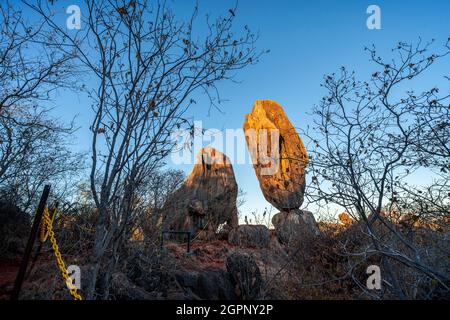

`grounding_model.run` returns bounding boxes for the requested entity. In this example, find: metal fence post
[10,184,51,300]
[160,230,192,254]
[187,232,191,254]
